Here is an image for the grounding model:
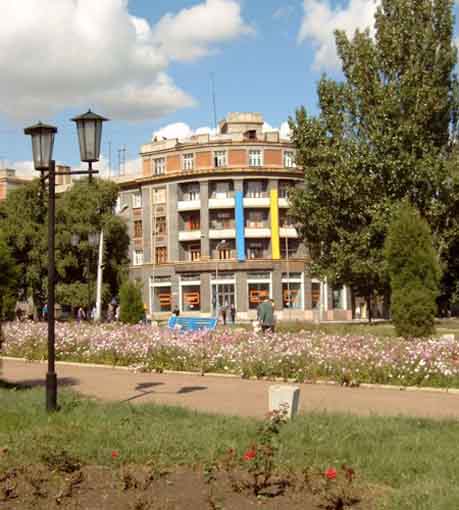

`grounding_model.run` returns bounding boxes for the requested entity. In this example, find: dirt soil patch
[0,462,382,510]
